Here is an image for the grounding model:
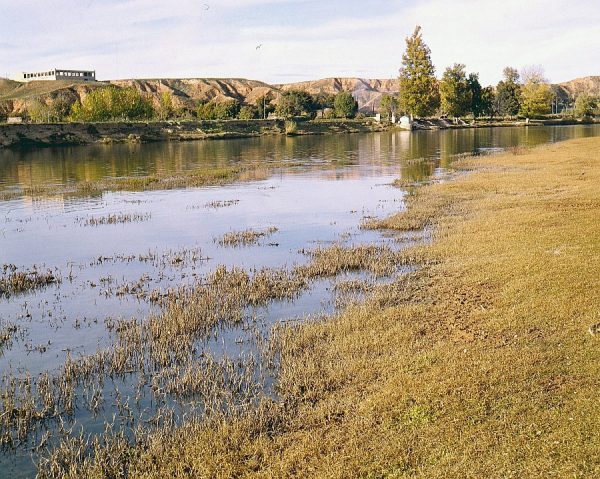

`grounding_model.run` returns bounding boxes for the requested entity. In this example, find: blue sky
[1,0,598,85]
